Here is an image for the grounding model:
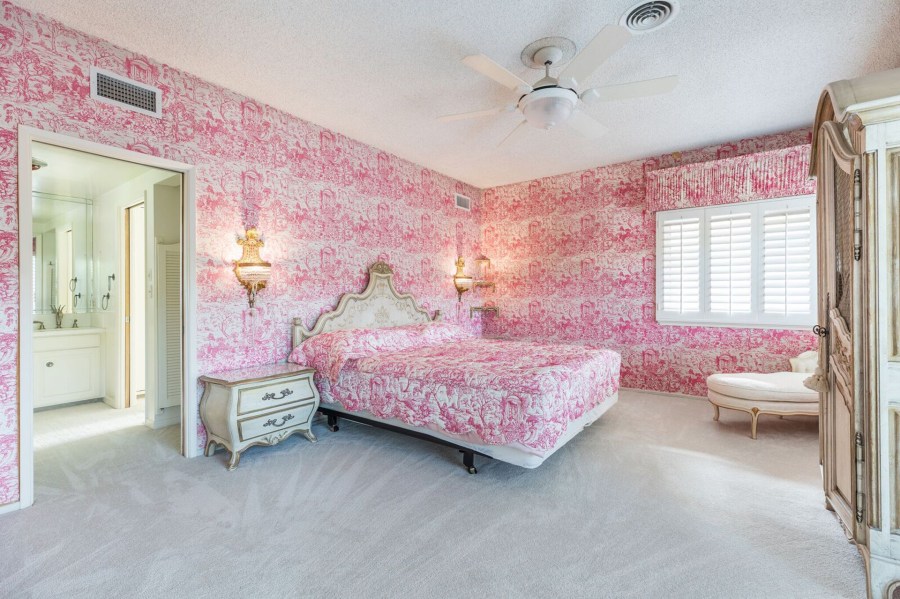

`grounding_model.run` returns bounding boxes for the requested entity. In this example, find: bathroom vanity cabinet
[33,328,104,408]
